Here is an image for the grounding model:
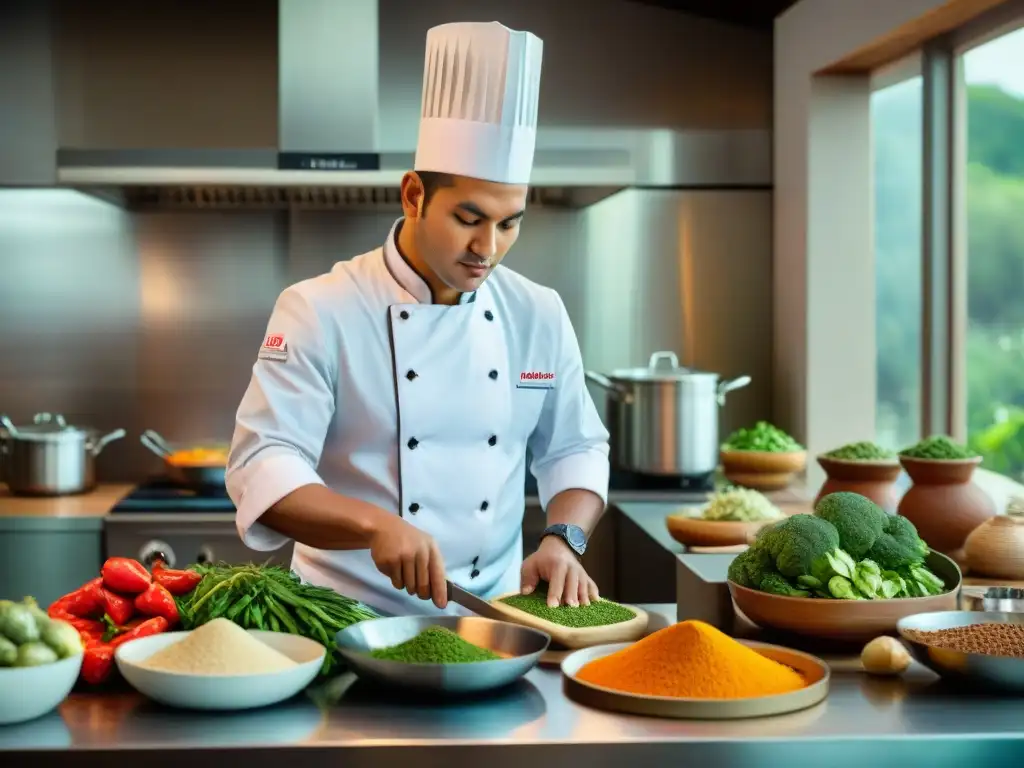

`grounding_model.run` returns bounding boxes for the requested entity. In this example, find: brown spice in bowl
[903,623,1024,657]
